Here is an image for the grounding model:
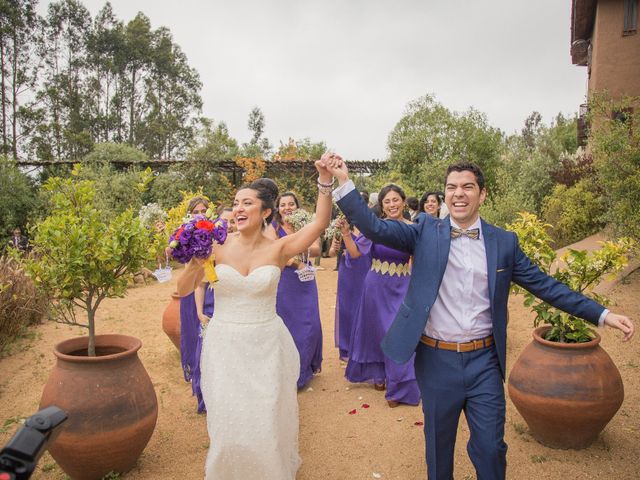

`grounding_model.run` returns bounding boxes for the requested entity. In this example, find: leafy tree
[22,168,153,355]
[74,161,153,218]
[0,156,39,242]
[482,113,581,226]
[138,27,202,158]
[0,0,41,159]
[26,0,93,161]
[85,2,126,144]
[2,2,204,160]
[386,94,503,196]
[241,106,270,158]
[83,141,147,166]
[589,95,640,241]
